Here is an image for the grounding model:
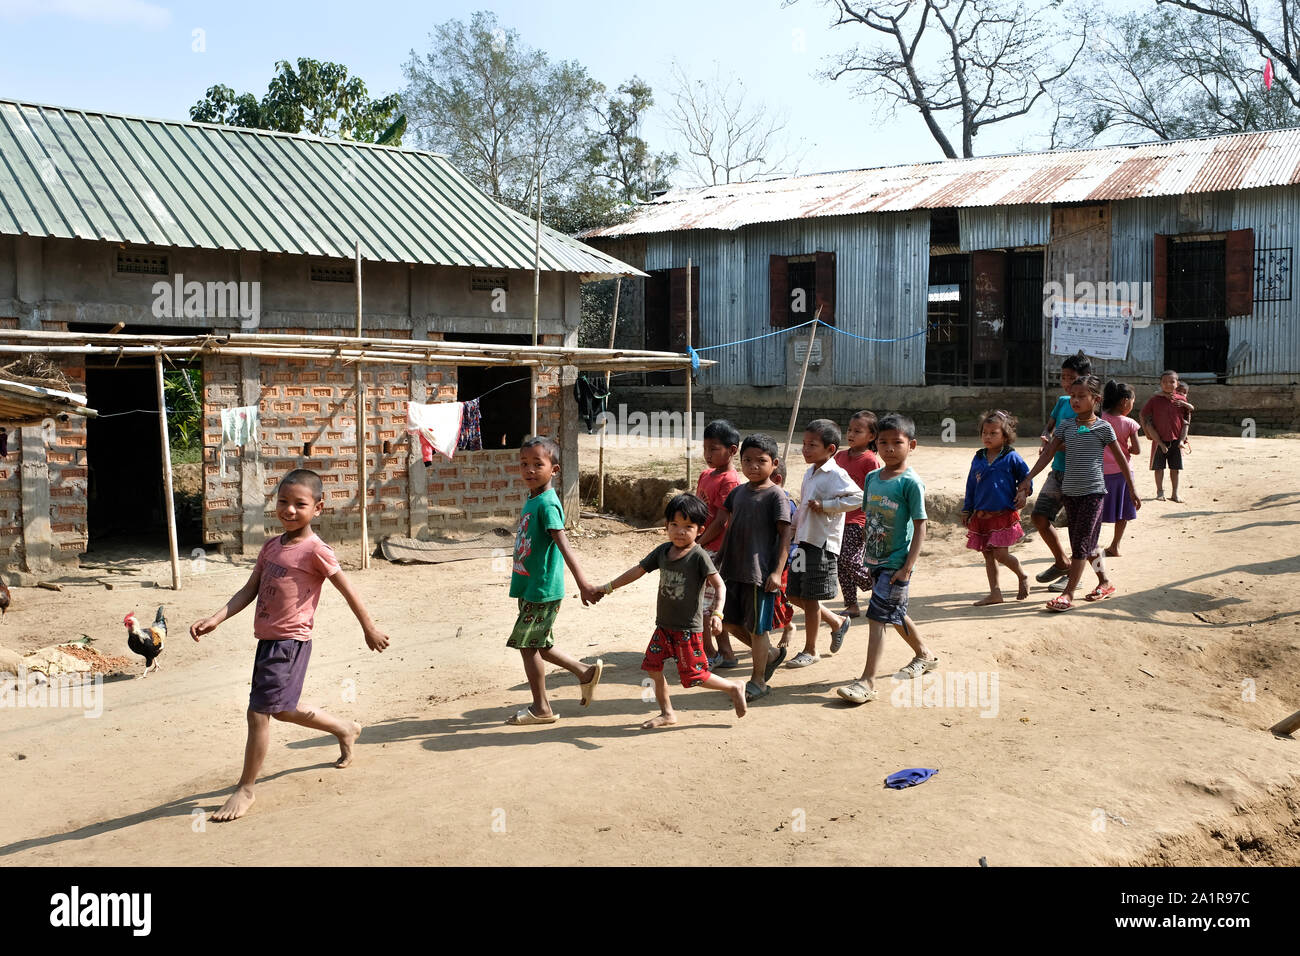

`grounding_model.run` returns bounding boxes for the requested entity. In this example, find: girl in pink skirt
[961,411,1032,606]
[1100,381,1142,556]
